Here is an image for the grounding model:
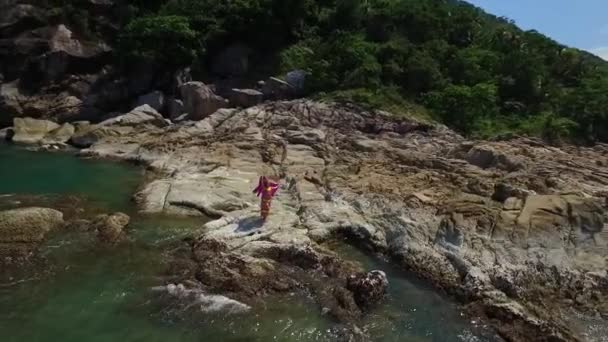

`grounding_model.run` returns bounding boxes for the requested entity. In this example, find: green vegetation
[115,0,608,142]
